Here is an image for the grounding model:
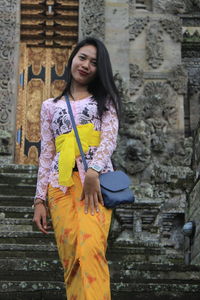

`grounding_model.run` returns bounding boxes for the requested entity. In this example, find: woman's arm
[33,100,55,234]
[35,100,55,201]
